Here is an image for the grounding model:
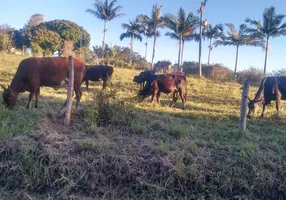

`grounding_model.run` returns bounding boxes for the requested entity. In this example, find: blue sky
[1,0,286,73]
